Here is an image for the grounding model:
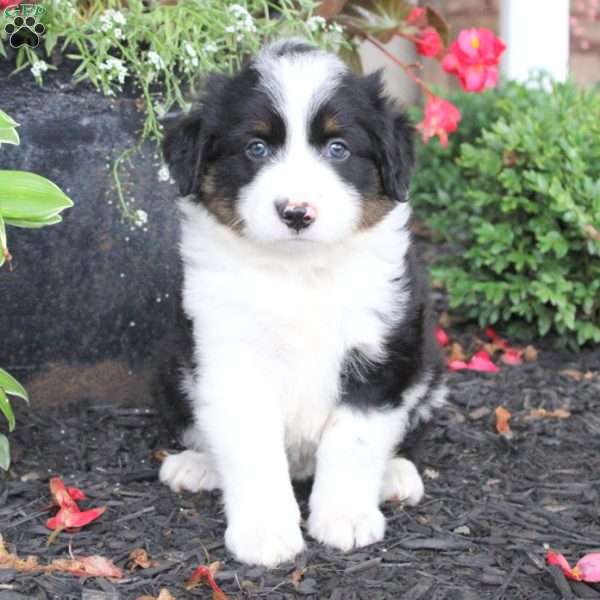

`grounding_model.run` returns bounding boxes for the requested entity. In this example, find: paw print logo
[4,15,45,49]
